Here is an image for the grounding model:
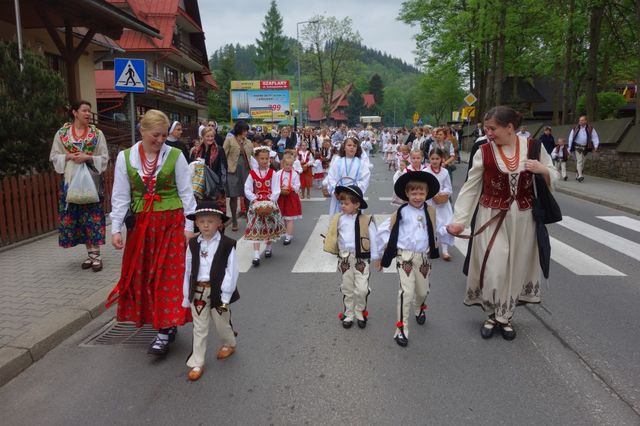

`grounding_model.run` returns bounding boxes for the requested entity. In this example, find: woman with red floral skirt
[107,109,197,357]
